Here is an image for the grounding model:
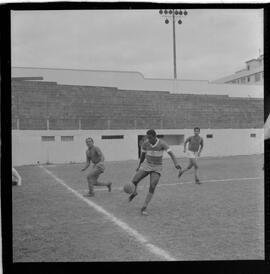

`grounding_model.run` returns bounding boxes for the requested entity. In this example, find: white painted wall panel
[12,129,264,166]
